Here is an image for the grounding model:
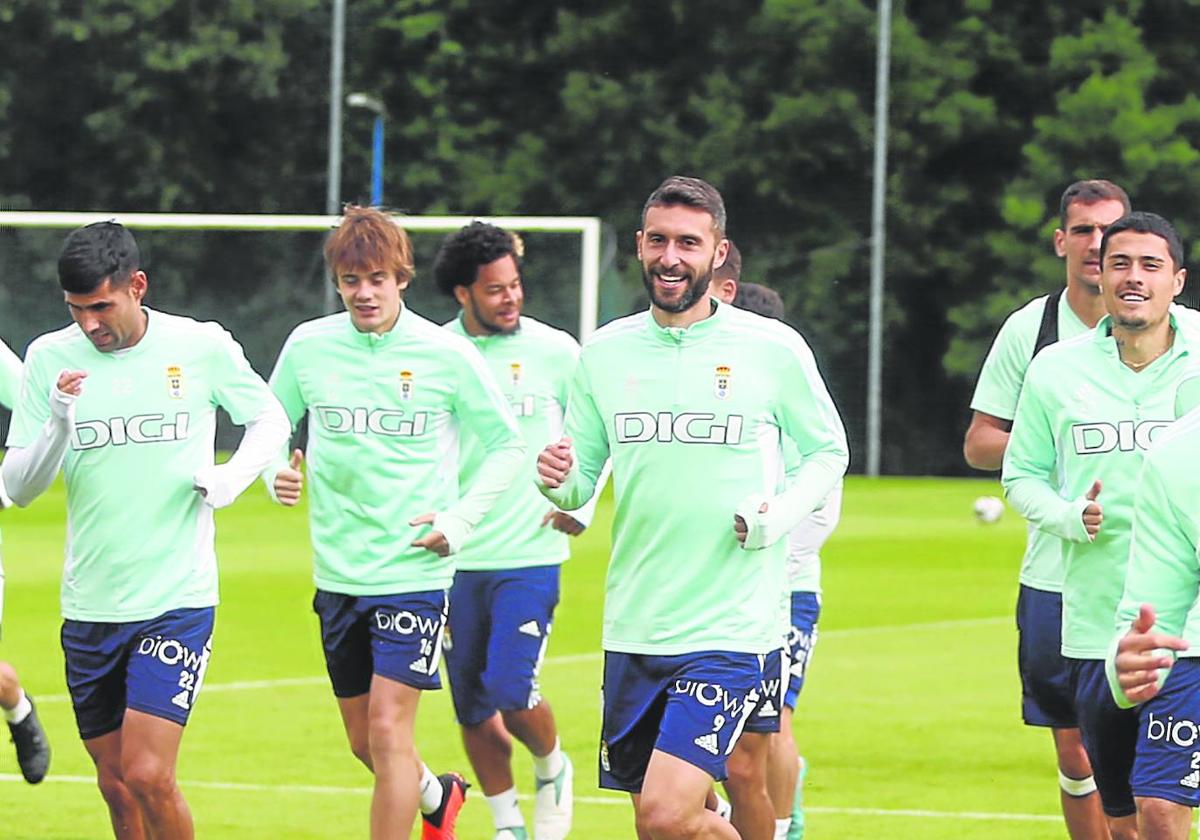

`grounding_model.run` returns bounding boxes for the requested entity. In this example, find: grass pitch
[0,476,1102,838]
